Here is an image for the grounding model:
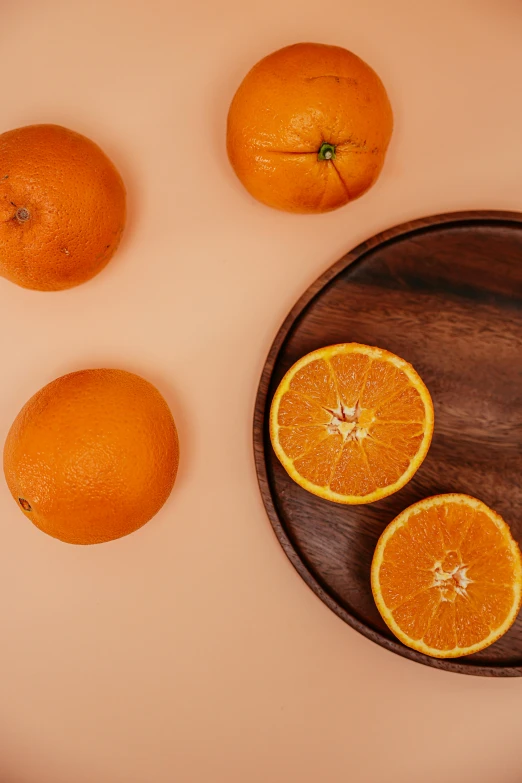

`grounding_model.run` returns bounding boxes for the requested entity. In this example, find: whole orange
[0,124,126,291]
[3,370,179,545]
[227,43,393,213]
